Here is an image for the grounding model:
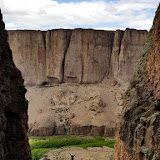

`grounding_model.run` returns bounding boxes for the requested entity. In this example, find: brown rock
[30,127,55,136]
[0,11,31,159]
[69,125,115,137]
[111,29,124,78]
[7,25,148,138]
[65,29,114,83]
[8,30,46,86]
[118,29,148,82]
[46,29,72,83]
[114,4,160,160]
[55,125,65,135]
[8,28,148,85]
